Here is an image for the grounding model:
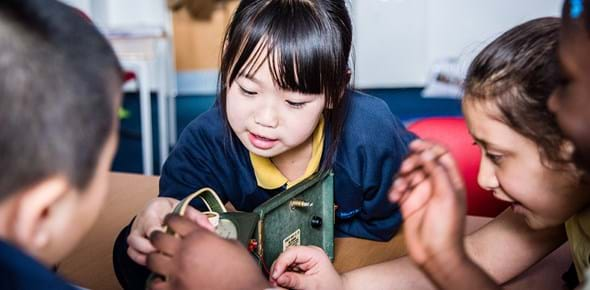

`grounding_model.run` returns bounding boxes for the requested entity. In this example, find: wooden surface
[56,172,573,290]
[58,172,160,290]
[58,172,408,290]
[334,234,406,273]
